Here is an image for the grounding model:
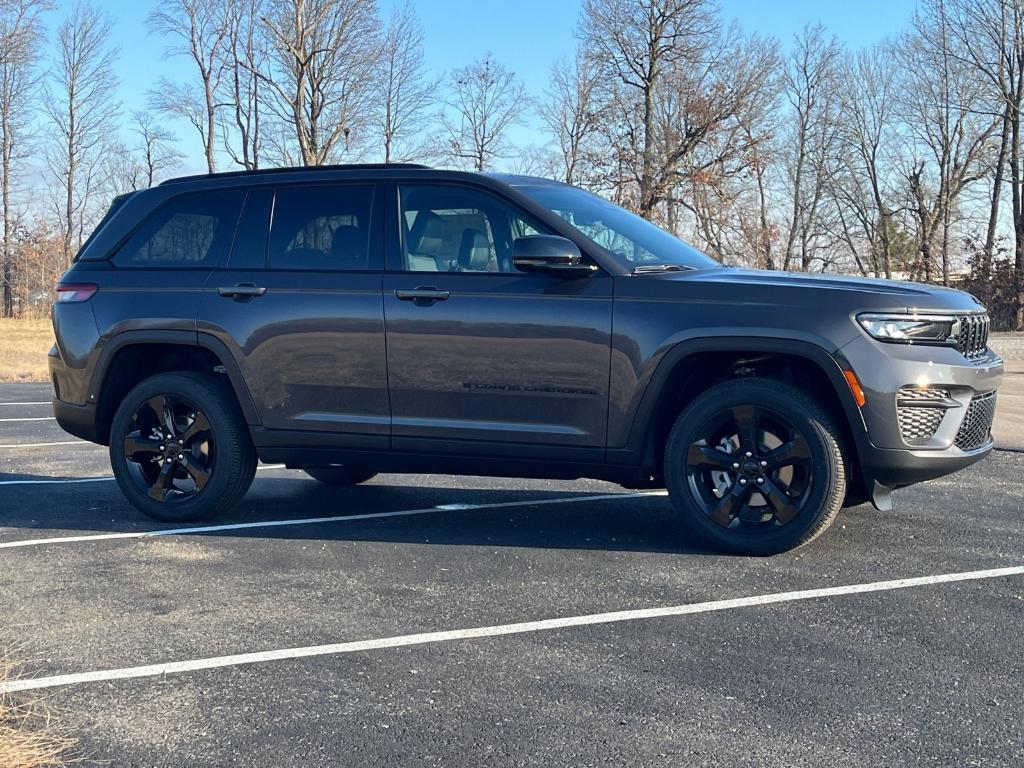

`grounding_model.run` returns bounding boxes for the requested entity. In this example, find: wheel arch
[619,337,870,493]
[90,330,260,444]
